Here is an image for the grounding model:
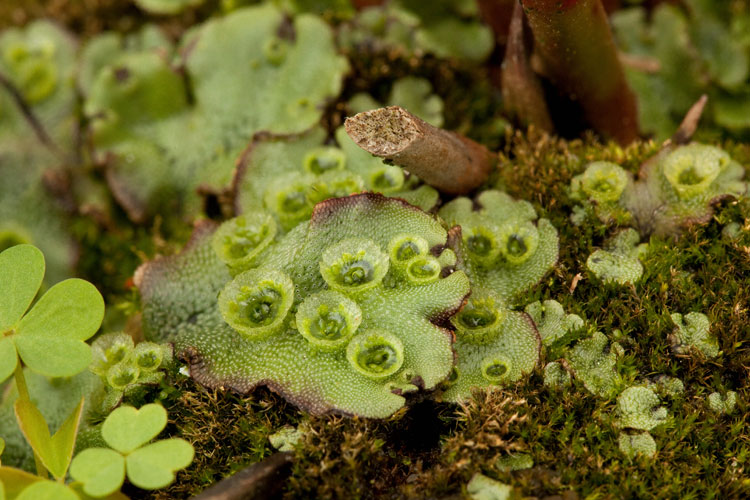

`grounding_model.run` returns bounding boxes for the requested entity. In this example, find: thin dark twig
[0,70,62,156]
